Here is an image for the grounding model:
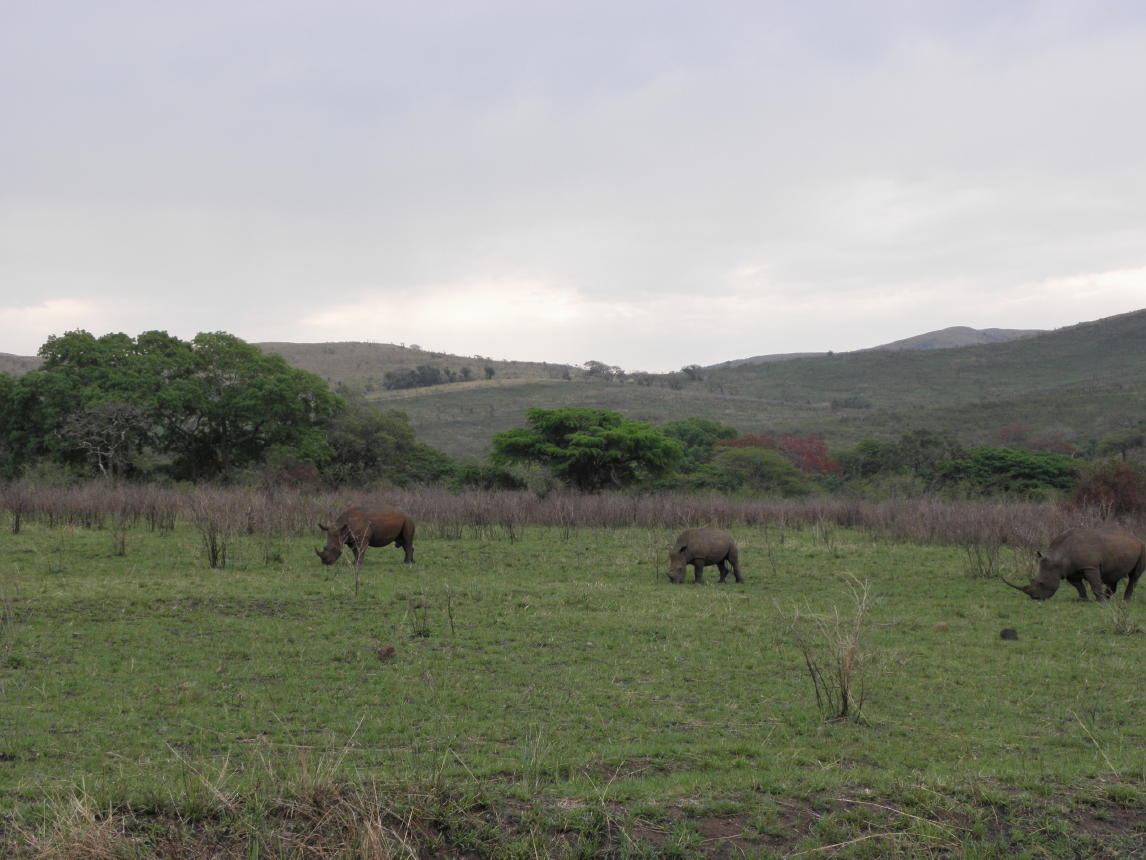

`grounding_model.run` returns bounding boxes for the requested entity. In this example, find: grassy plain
[2,517,1145,856]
